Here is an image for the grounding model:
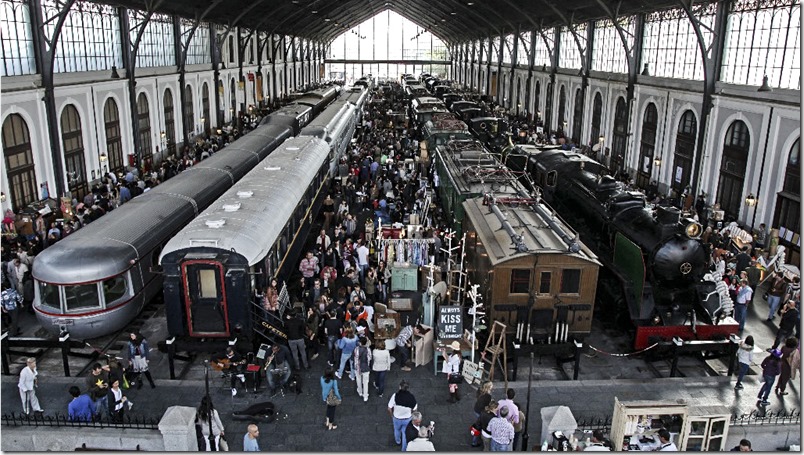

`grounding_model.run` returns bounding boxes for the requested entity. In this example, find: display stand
[609,398,687,451]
